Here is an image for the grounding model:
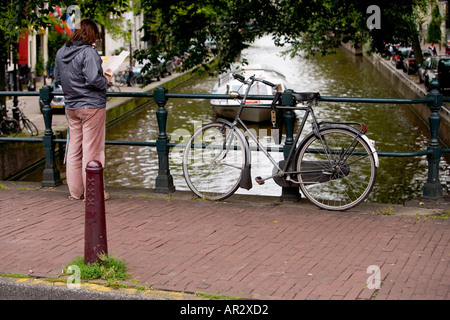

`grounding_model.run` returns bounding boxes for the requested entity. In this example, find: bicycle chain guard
[272,160,298,188]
